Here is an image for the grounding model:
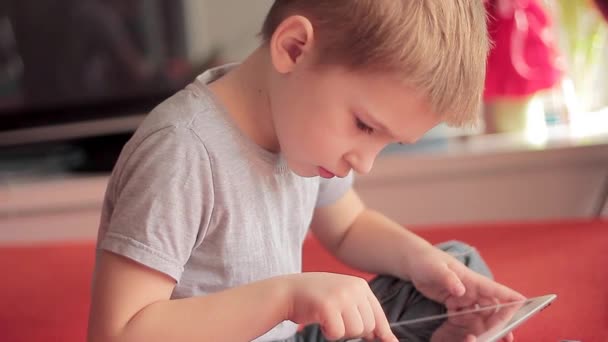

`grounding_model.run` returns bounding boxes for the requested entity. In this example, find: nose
[344,148,379,175]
